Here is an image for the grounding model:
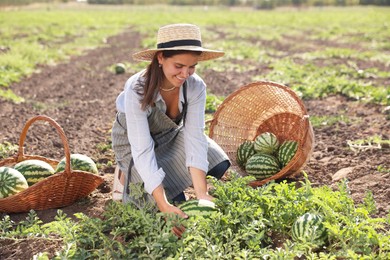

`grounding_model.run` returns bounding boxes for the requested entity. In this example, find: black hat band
[157,39,201,49]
